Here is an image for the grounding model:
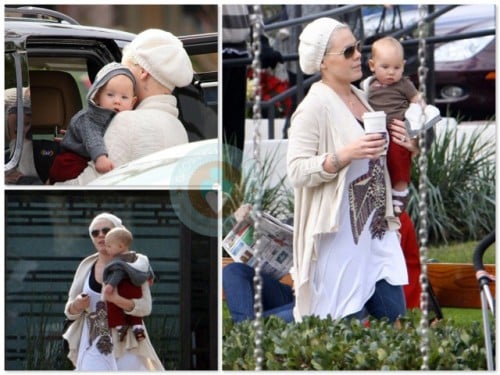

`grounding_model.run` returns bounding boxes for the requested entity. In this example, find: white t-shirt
[76,272,117,371]
[309,157,408,319]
